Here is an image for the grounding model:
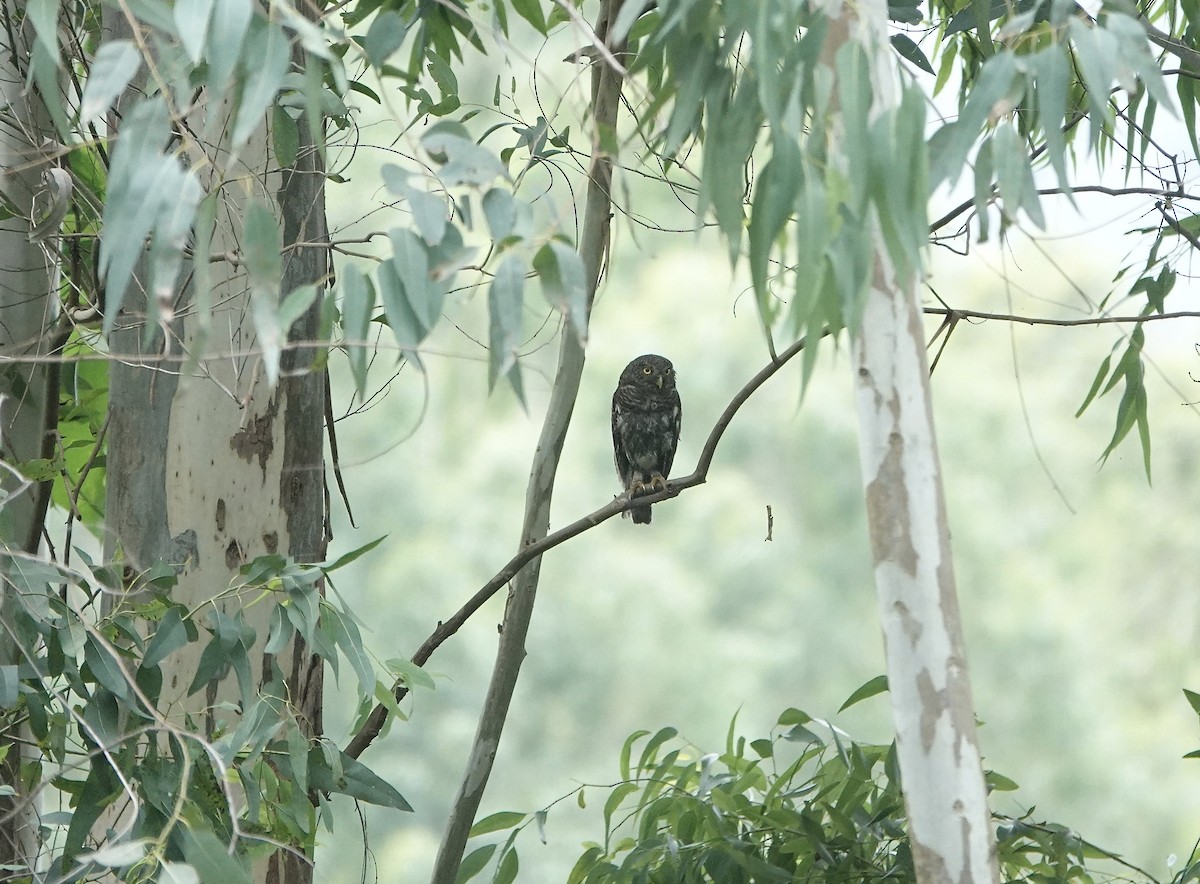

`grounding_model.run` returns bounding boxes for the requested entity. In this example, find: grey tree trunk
[100,11,327,883]
[0,2,58,868]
